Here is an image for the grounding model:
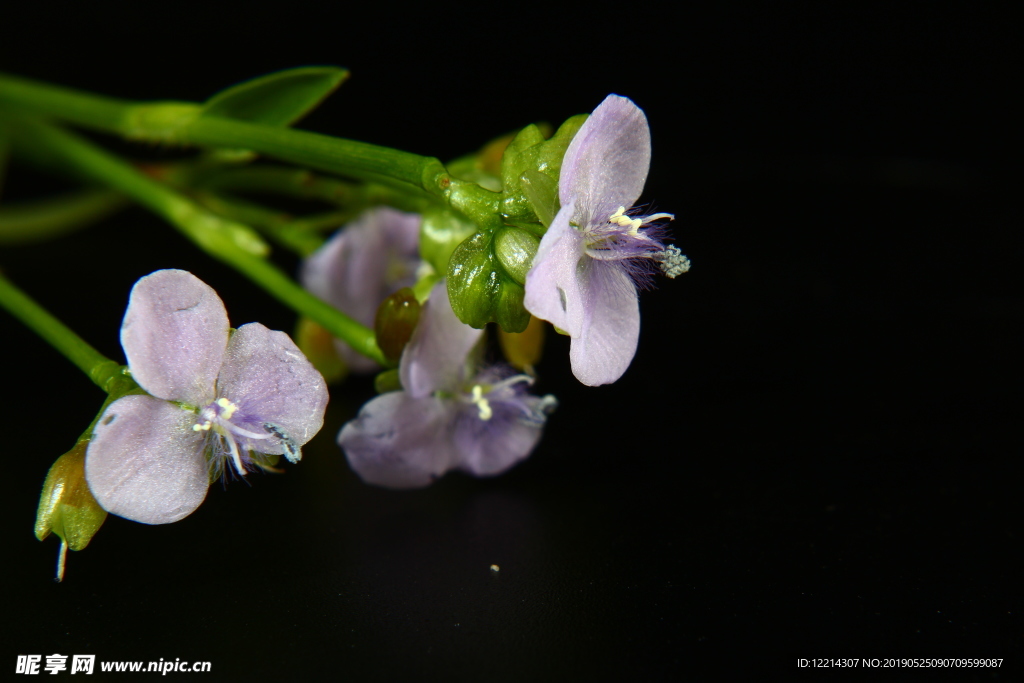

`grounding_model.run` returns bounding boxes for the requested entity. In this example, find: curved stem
[10,118,387,365]
[0,270,121,390]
